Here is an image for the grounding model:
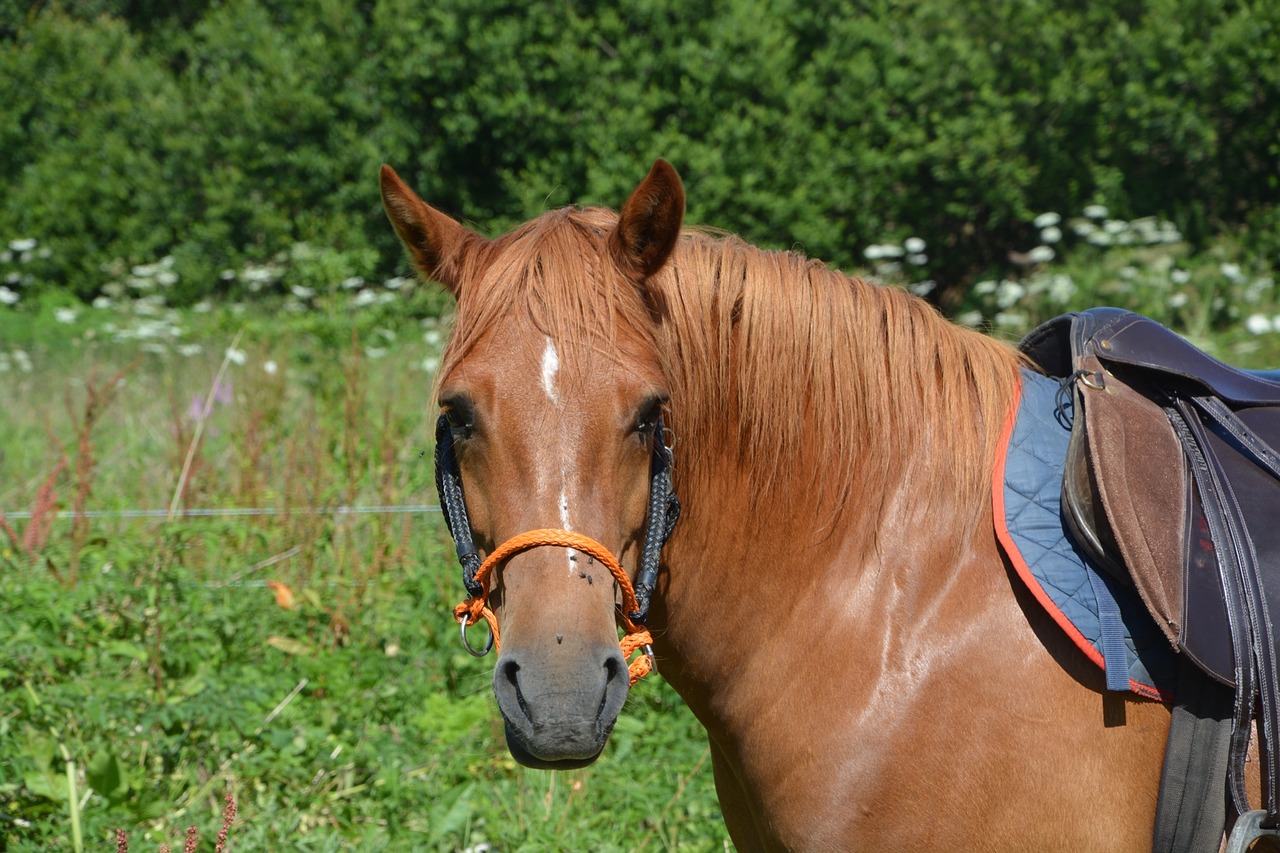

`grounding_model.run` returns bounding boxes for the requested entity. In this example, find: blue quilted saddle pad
[994,368,1175,699]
